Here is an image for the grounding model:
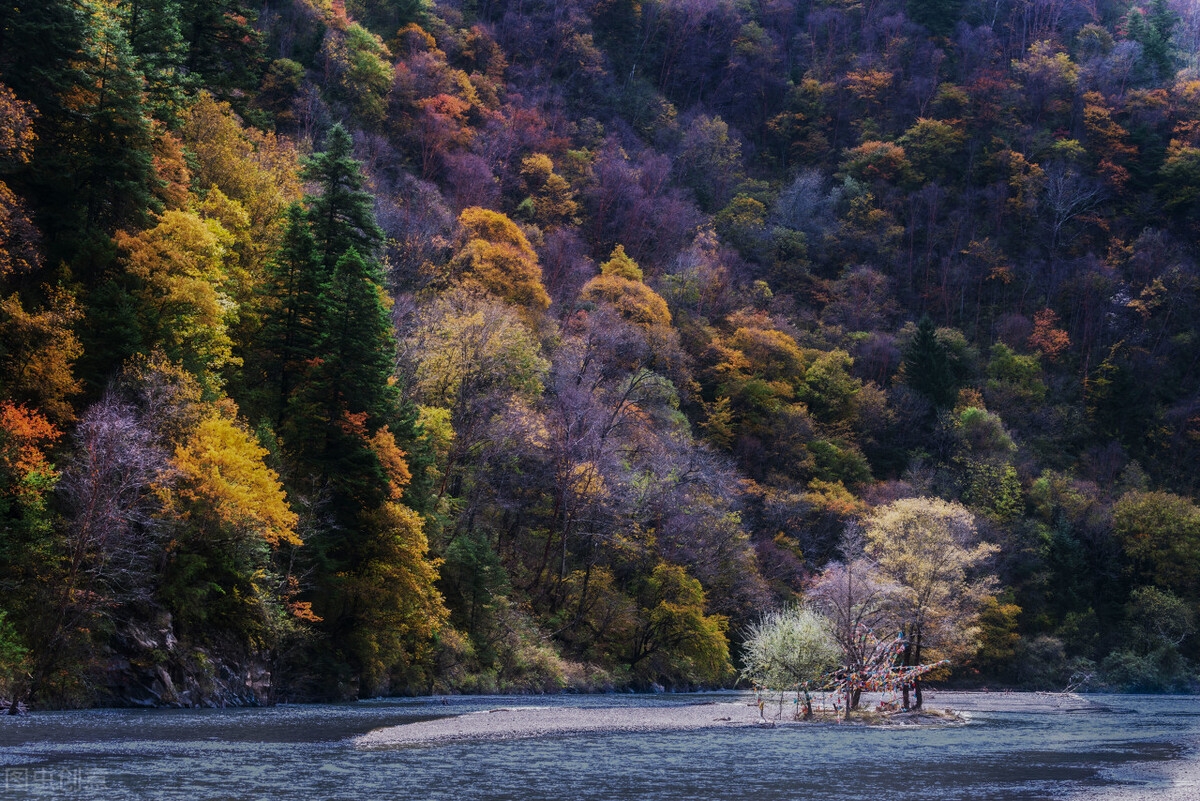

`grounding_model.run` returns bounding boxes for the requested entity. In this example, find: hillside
[1,0,1199,706]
